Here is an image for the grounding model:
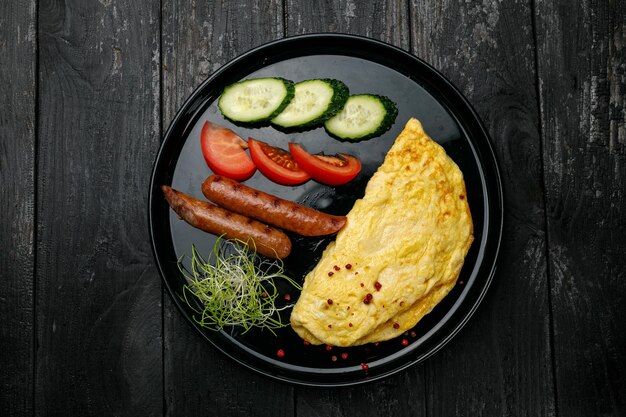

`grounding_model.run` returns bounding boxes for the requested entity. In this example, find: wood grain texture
[285,0,410,49]
[161,1,293,416]
[296,372,426,417]
[284,1,424,415]
[534,0,626,415]
[410,0,556,415]
[0,1,36,415]
[35,0,162,415]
